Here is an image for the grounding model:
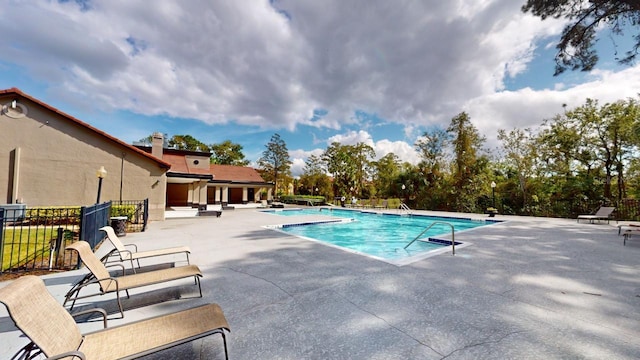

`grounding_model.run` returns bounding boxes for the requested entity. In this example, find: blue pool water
[263,208,498,264]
